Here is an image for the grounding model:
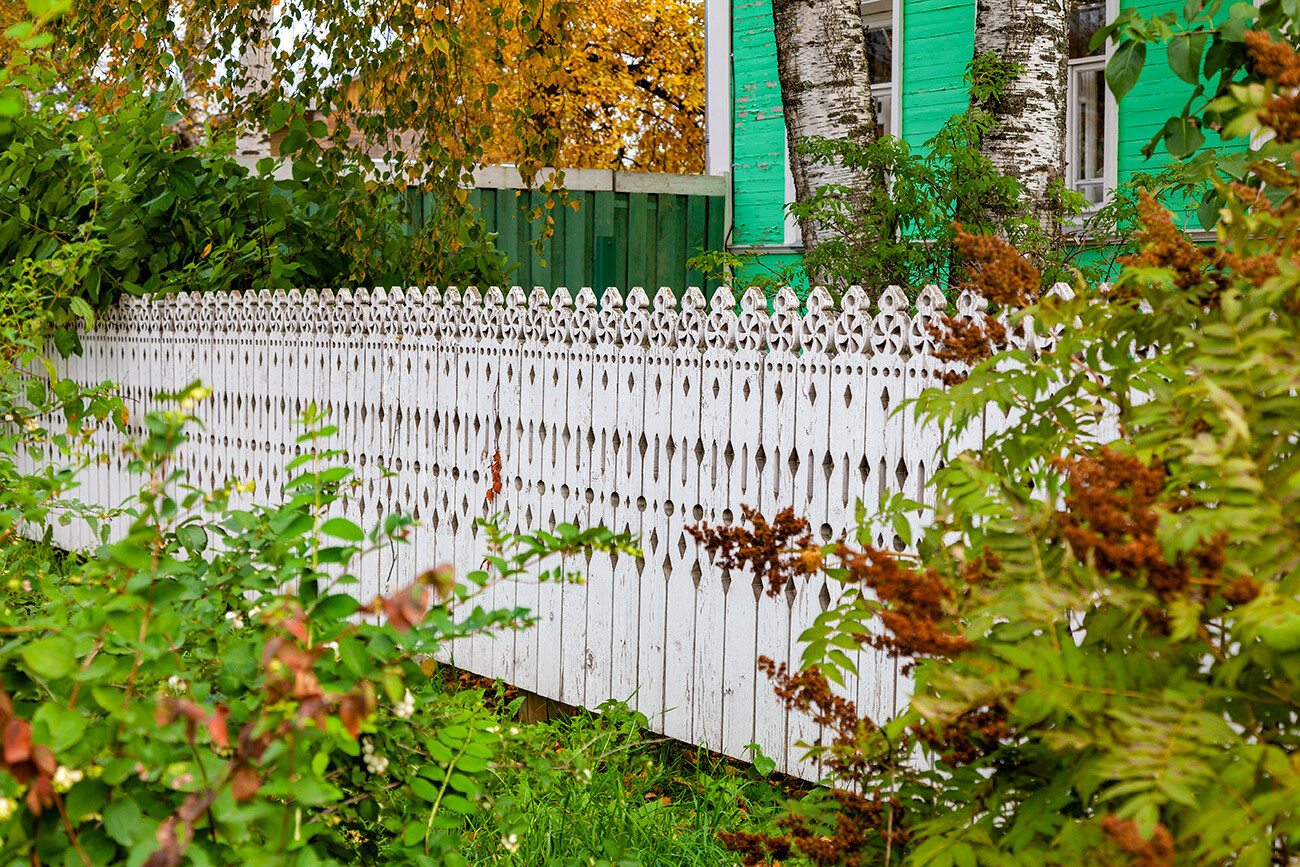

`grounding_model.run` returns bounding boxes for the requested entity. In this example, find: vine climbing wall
[48,282,1060,779]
